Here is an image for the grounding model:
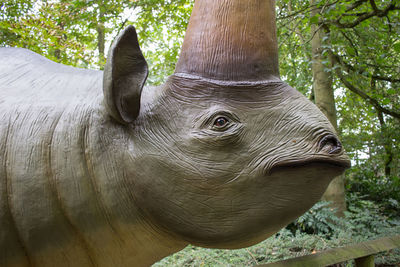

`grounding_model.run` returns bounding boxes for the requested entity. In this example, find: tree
[276,0,400,214]
[1,0,193,80]
[321,0,400,182]
[310,0,347,216]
